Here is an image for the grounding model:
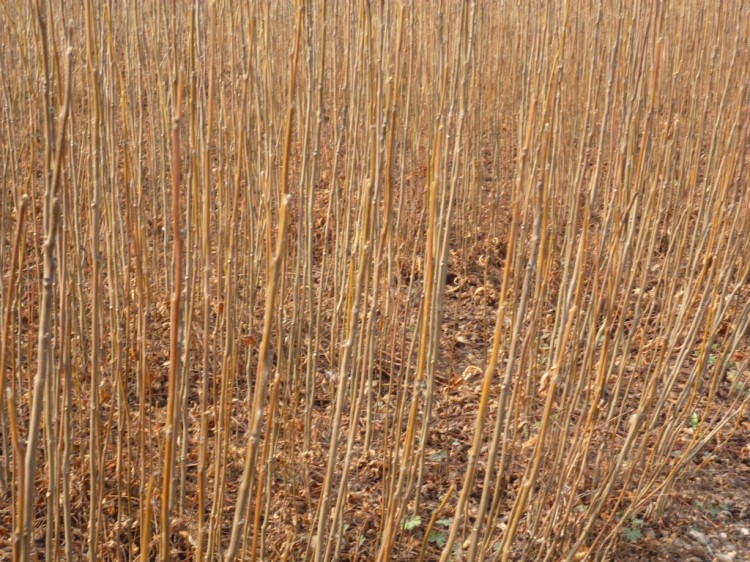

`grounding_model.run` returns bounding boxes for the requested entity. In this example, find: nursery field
[1,1,750,561]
